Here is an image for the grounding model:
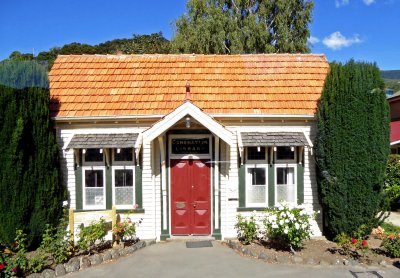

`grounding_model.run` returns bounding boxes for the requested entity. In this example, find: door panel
[171,159,211,235]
